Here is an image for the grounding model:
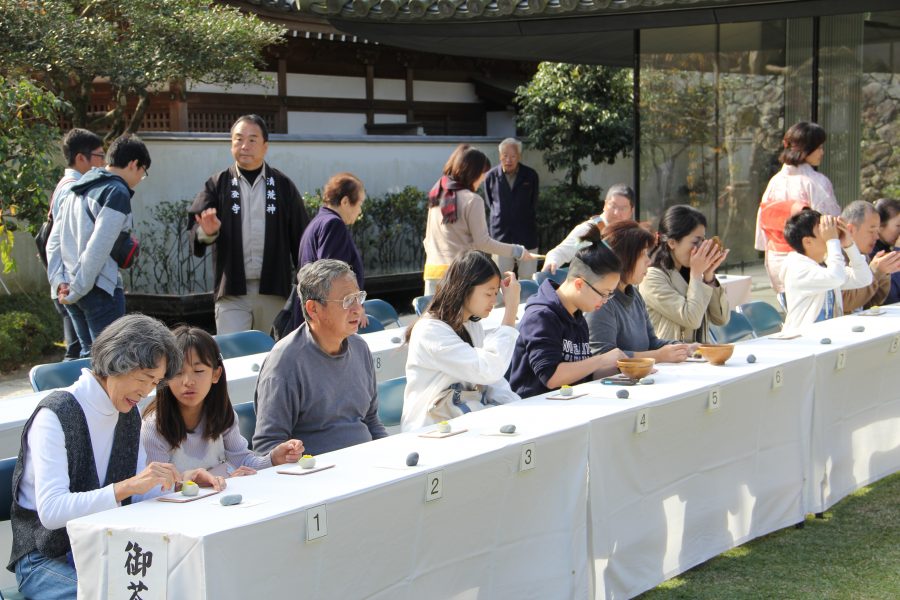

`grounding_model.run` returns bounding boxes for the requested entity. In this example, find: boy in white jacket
[781,209,873,332]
